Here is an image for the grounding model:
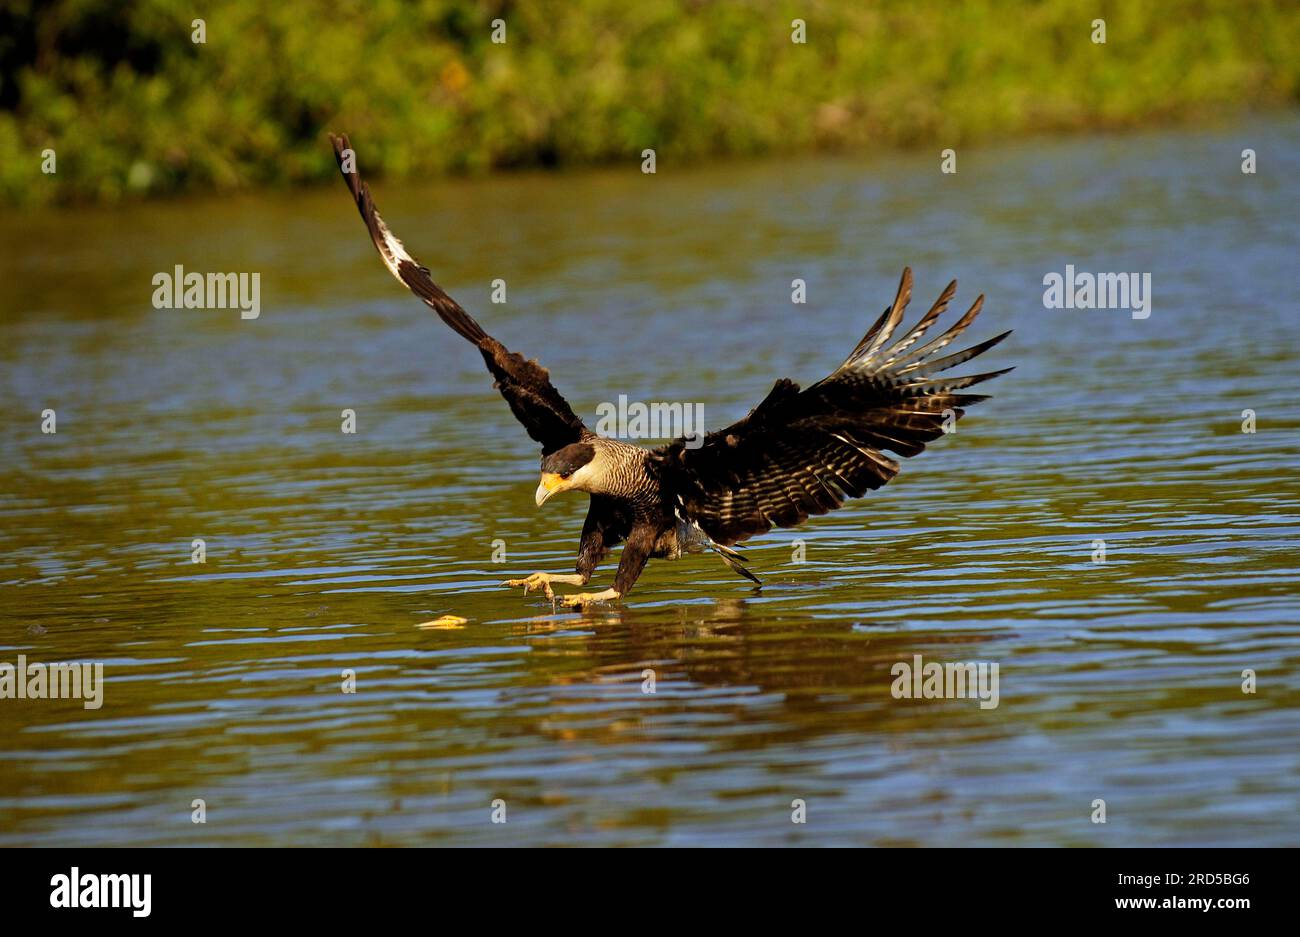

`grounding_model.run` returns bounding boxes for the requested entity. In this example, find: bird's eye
[559,472,572,480]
